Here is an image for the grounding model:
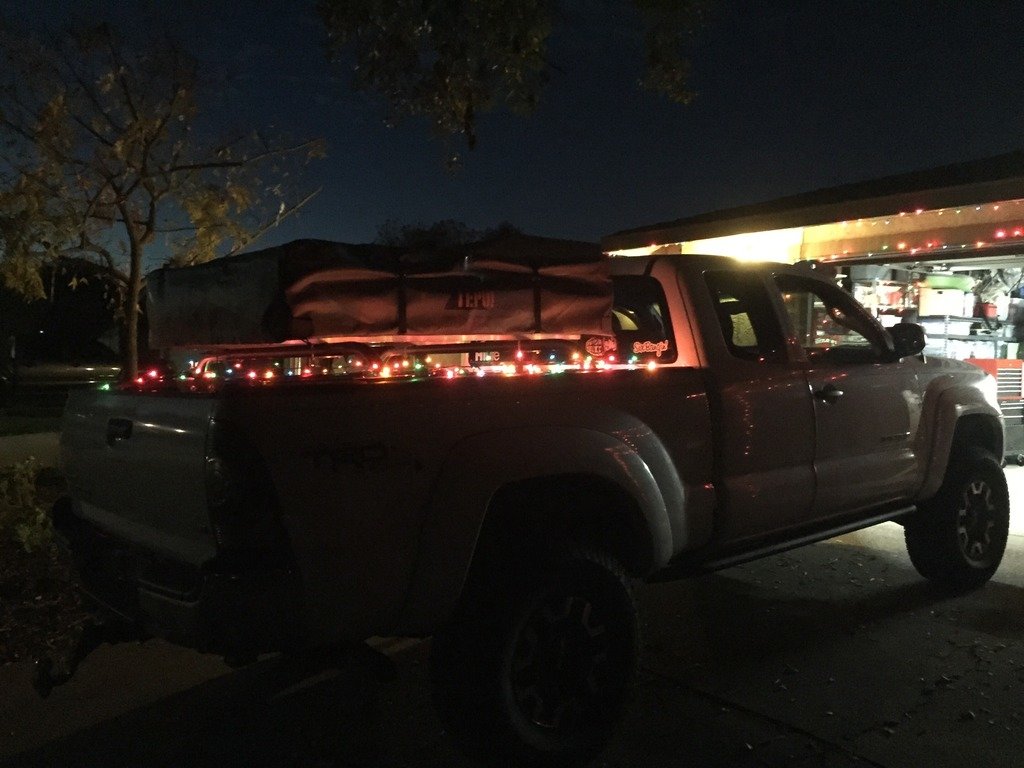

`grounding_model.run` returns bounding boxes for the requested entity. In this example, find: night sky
[10,1,1024,253]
